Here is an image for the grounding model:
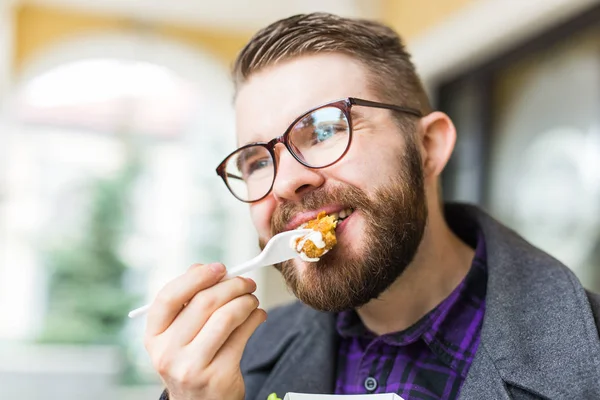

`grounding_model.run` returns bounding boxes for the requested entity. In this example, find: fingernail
[209,263,225,273]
